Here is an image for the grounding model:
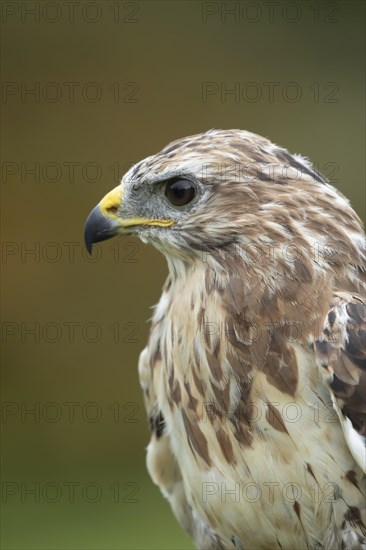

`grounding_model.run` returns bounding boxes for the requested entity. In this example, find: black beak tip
[84,204,120,255]
[84,209,97,255]
[85,238,93,256]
